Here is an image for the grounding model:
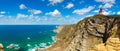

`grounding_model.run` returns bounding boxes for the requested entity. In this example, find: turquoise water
[0,25,57,51]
